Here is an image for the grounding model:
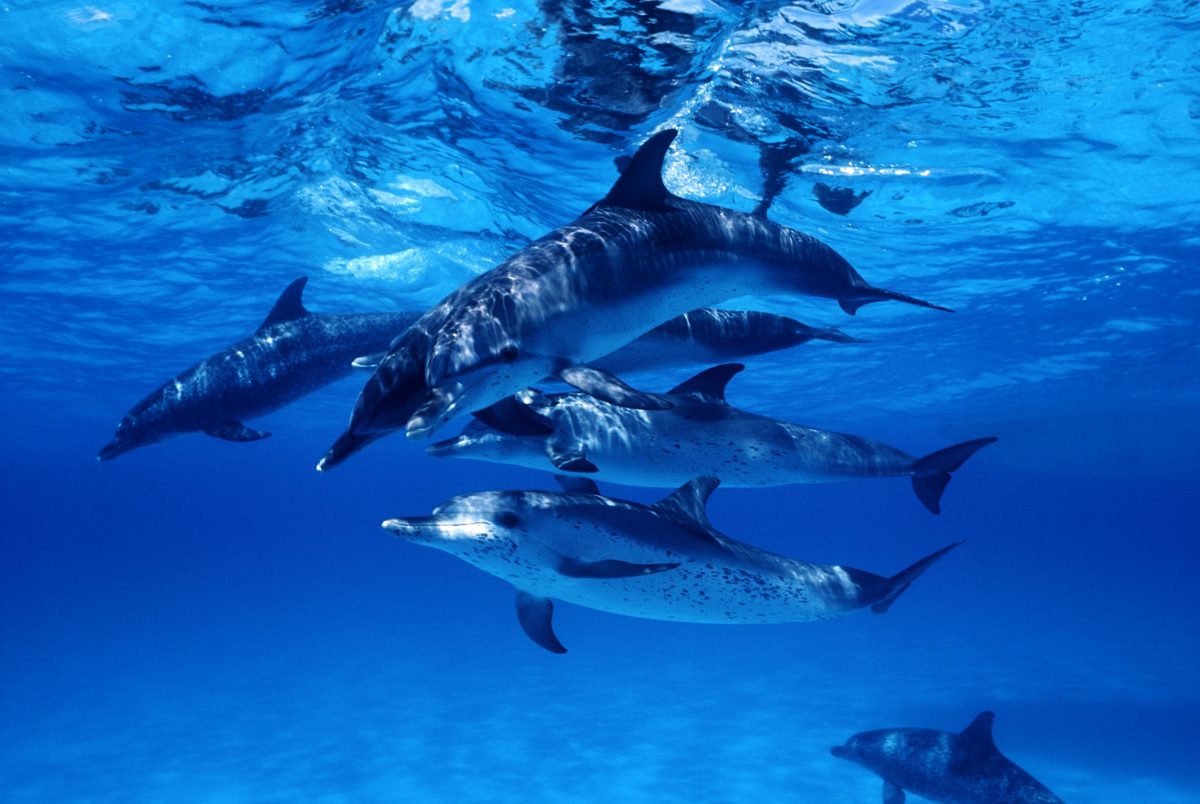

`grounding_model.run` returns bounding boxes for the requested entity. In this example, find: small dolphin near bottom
[832,711,1065,803]
[382,476,960,653]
